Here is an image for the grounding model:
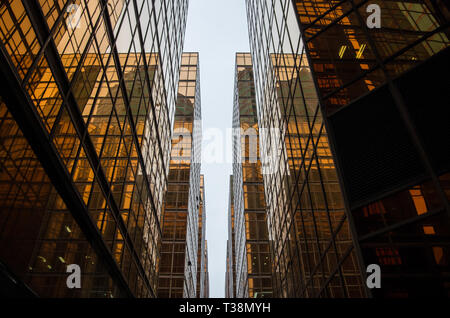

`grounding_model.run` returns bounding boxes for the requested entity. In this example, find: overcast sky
[183,0,250,298]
